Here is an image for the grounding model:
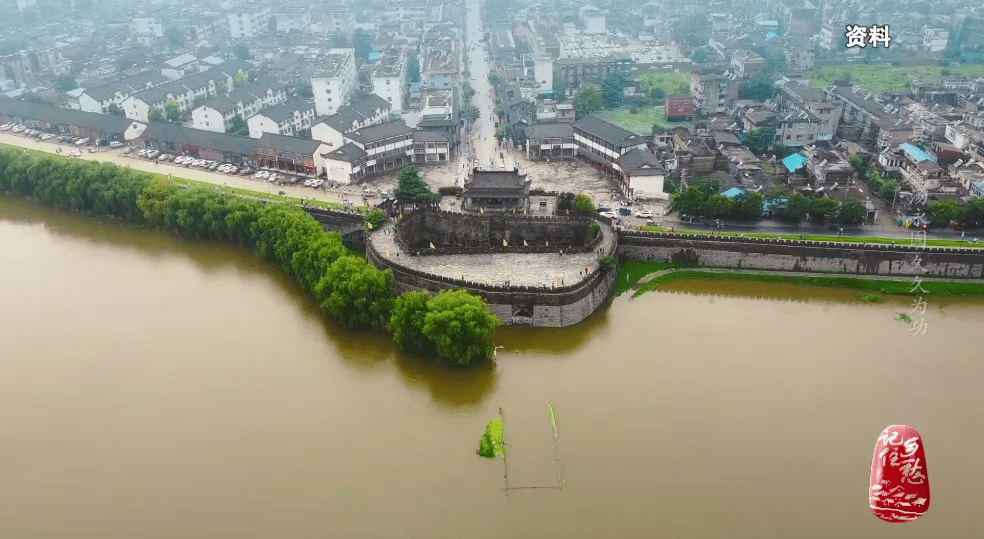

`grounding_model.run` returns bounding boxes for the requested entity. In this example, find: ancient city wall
[617,232,984,277]
[394,208,603,256]
[365,232,618,327]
